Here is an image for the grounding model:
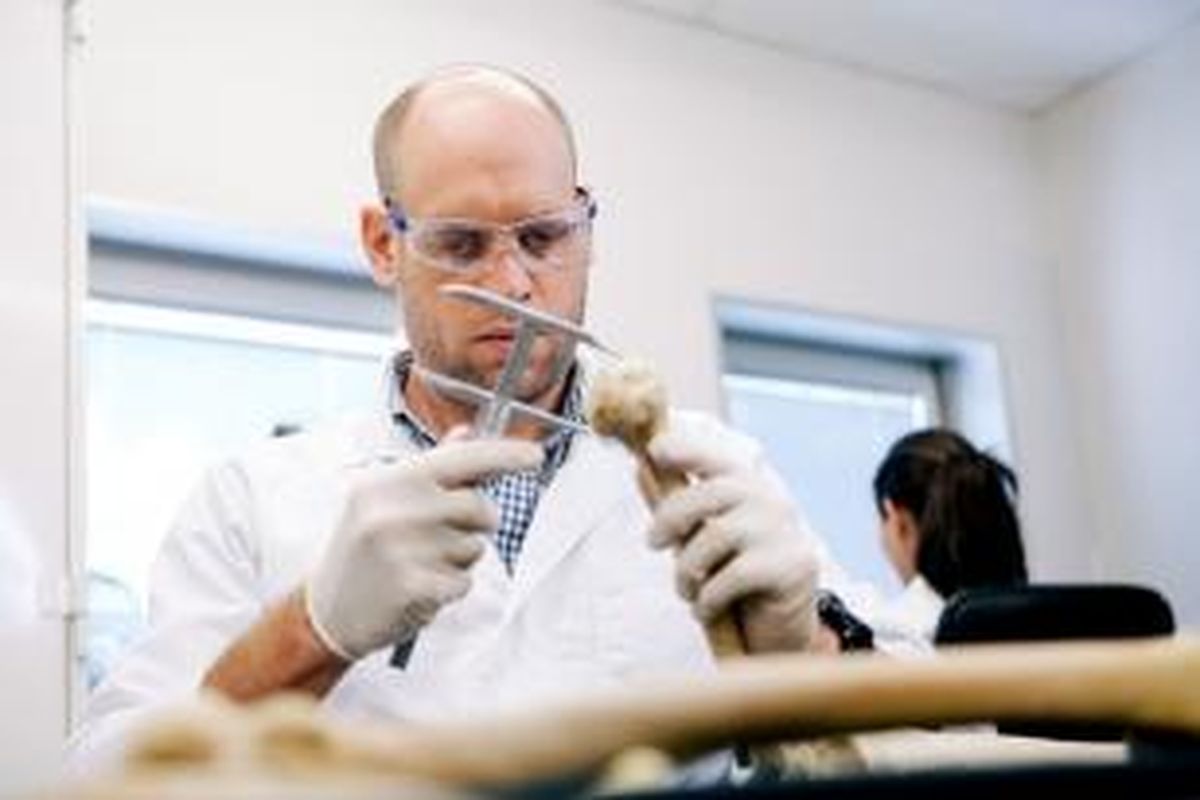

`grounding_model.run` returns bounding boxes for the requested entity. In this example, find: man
[71,65,828,766]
